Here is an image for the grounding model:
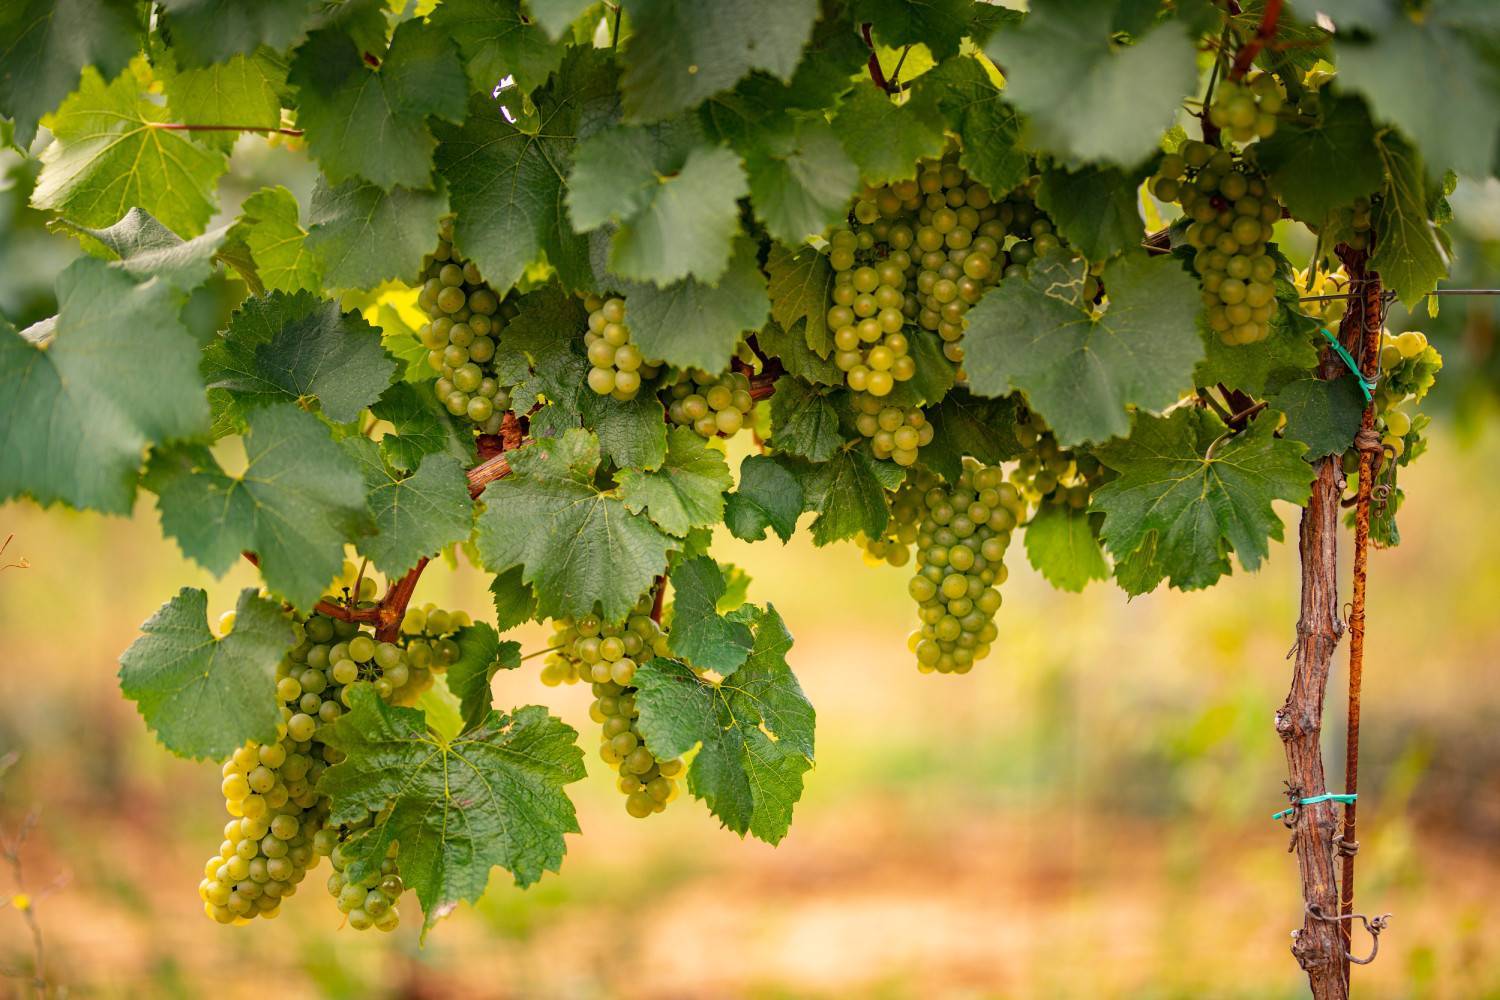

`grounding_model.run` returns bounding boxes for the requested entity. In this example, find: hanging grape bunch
[583,294,662,401]
[1208,72,1285,144]
[664,369,755,439]
[416,219,517,433]
[1011,410,1108,510]
[852,392,933,467]
[1295,266,1350,327]
[1151,140,1282,345]
[854,474,925,568]
[1372,328,1441,461]
[905,461,1027,675]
